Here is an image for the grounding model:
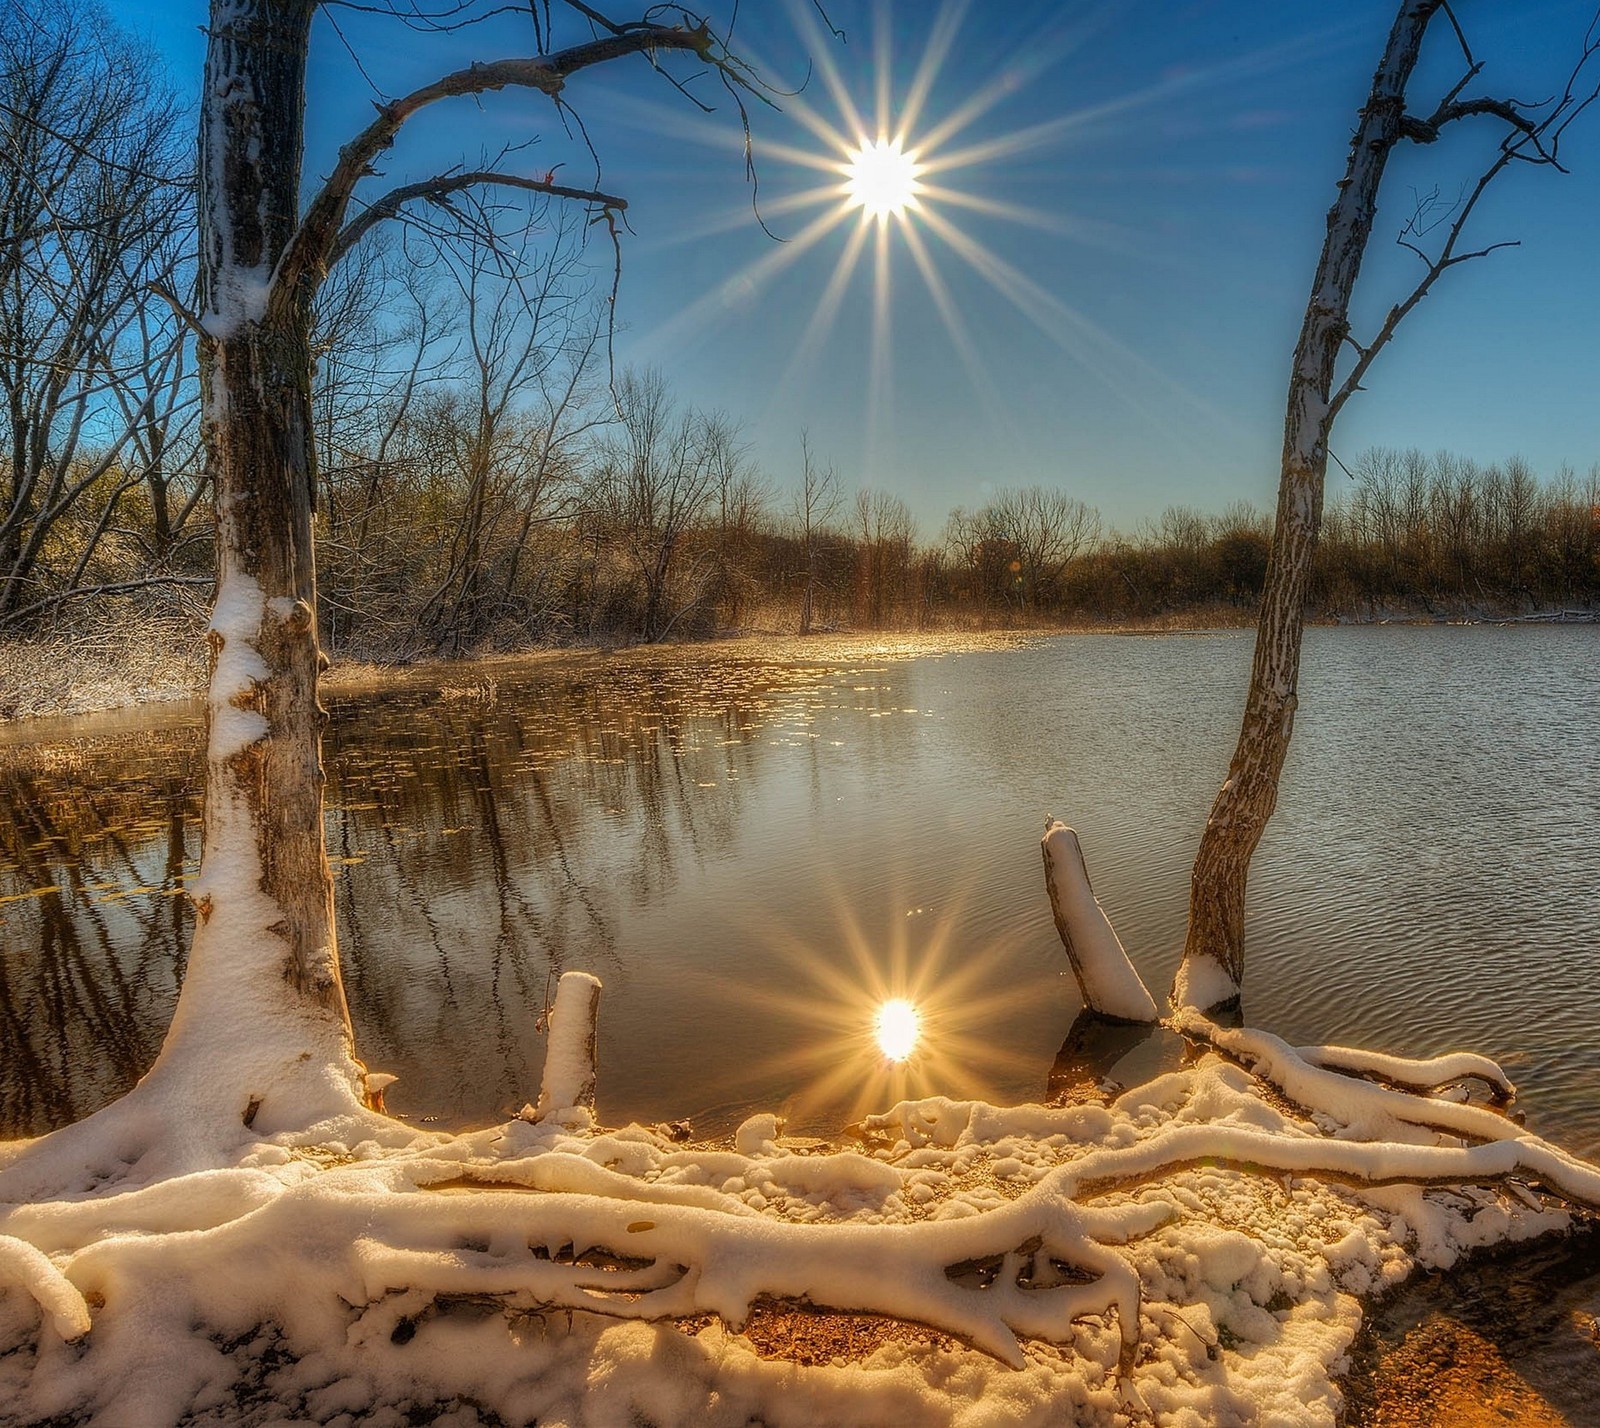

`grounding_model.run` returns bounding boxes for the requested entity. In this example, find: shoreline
[1339,1223,1600,1426]
[3,603,1592,728]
